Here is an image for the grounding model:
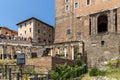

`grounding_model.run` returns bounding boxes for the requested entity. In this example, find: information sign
[17,53,25,65]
